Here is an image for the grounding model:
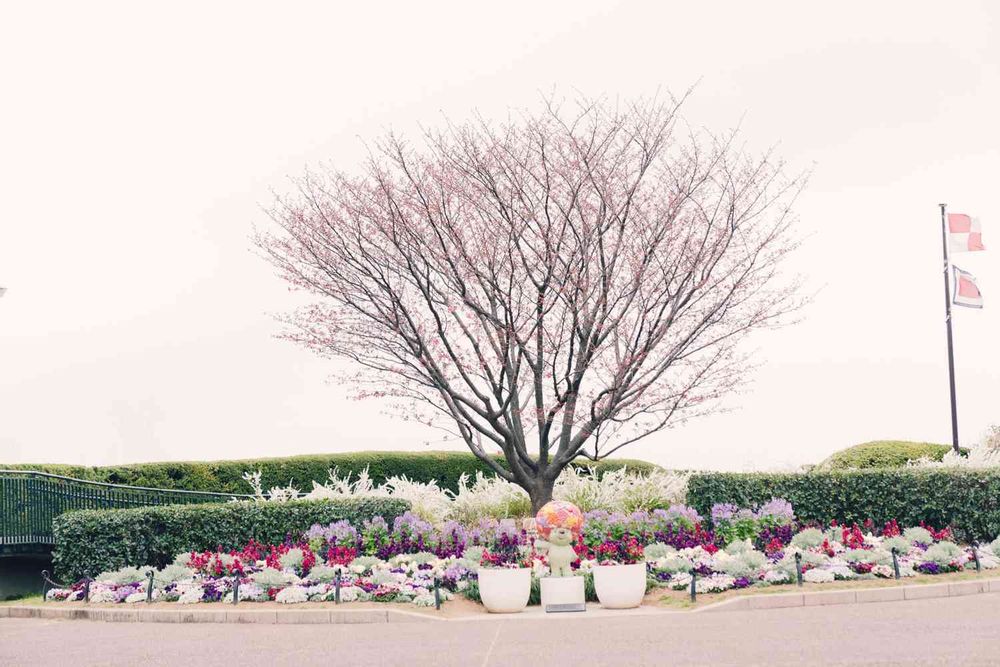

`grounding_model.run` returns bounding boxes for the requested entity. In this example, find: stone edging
[693,578,1000,613]
[2,578,998,624]
[0,606,439,624]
